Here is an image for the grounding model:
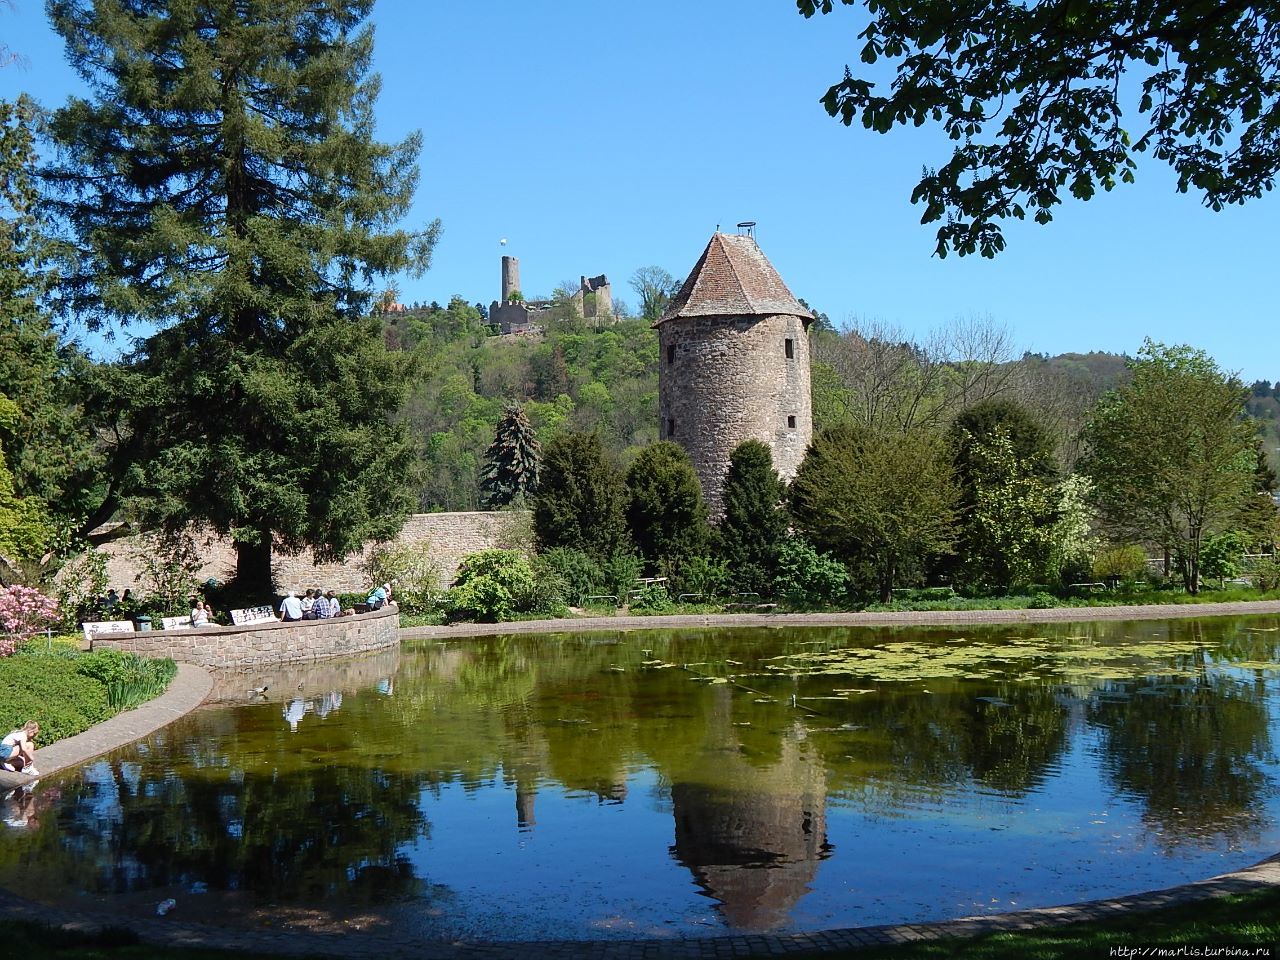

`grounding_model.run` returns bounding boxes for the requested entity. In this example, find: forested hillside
[384,300,1277,512]
[387,298,659,510]
[1249,381,1280,475]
